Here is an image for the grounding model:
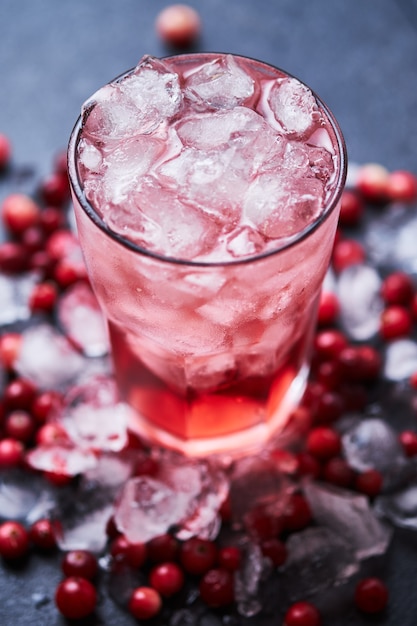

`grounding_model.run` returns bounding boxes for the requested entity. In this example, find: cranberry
[4,378,37,411]
[55,576,97,619]
[29,518,57,550]
[40,172,70,206]
[133,453,160,477]
[21,225,45,254]
[380,305,412,340]
[0,332,22,369]
[314,330,347,361]
[218,545,242,571]
[0,241,27,273]
[338,189,364,226]
[62,549,98,580]
[1,193,40,235]
[53,258,88,288]
[354,577,388,614]
[29,281,57,312]
[381,271,414,305]
[43,470,73,487]
[4,410,35,443]
[0,133,11,168]
[0,521,30,560]
[355,469,383,497]
[356,163,389,202]
[332,239,365,273]
[322,457,355,488]
[180,537,217,576]
[283,493,312,532]
[399,430,417,457]
[284,601,322,626]
[260,538,287,567]
[0,437,24,468]
[36,422,69,446]
[155,4,201,48]
[39,206,64,233]
[244,504,283,540]
[28,249,56,278]
[199,568,235,607]
[295,451,321,479]
[306,427,341,460]
[149,561,185,597]
[355,345,382,381]
[110,534,147,568]
[46,229,79,261]
[317,291,340,326]
[147,533,179,563]
[31,390,62,424]
[386,169,417,203]
[219,495,232,523]
[128,586,162,620]
[270,448,299,474]
[54,150,68,176]
[313,390,344,424]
